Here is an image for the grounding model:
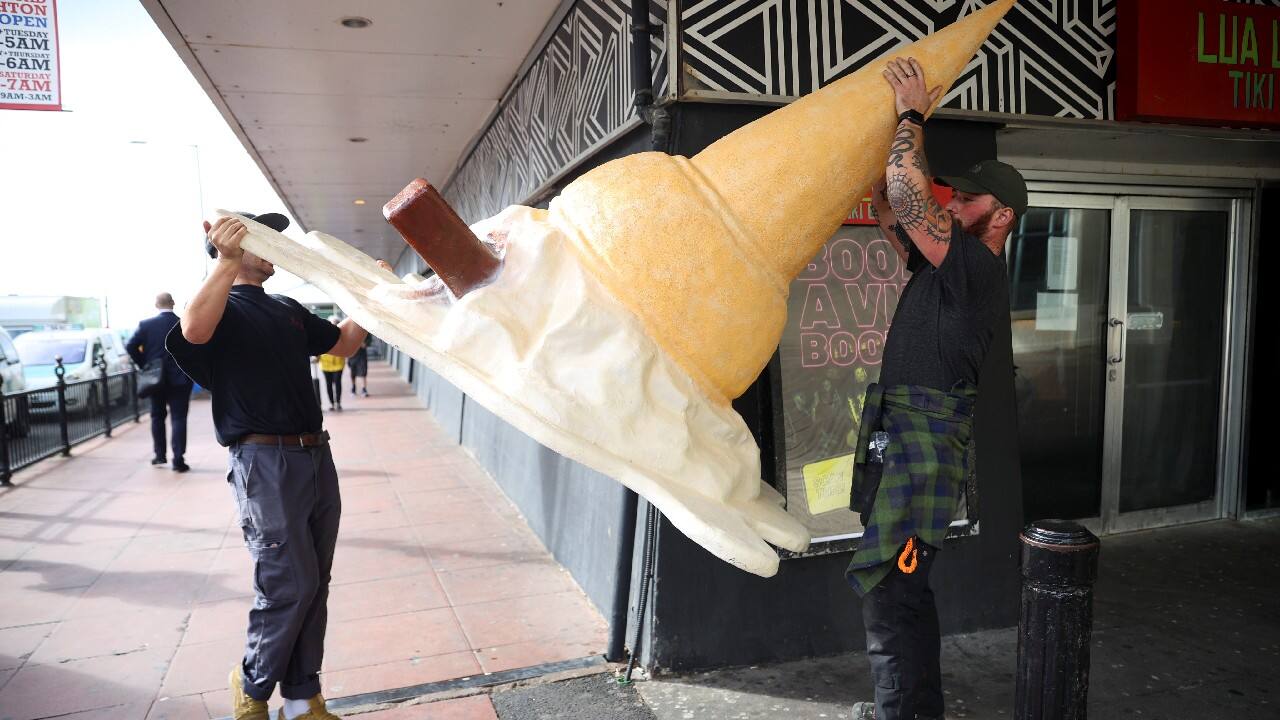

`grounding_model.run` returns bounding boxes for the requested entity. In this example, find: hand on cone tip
[883,57,942,116]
